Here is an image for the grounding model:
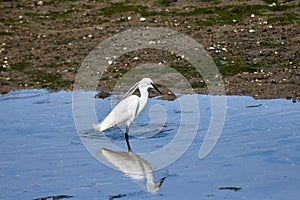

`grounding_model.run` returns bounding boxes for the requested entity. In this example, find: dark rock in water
[108,193,127,200]
[158,93,177,101]
[33,194,74,200]
[219,186,242,191]
[95,91,110,98]
[246,104,262,108]
[207,194,215,197]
